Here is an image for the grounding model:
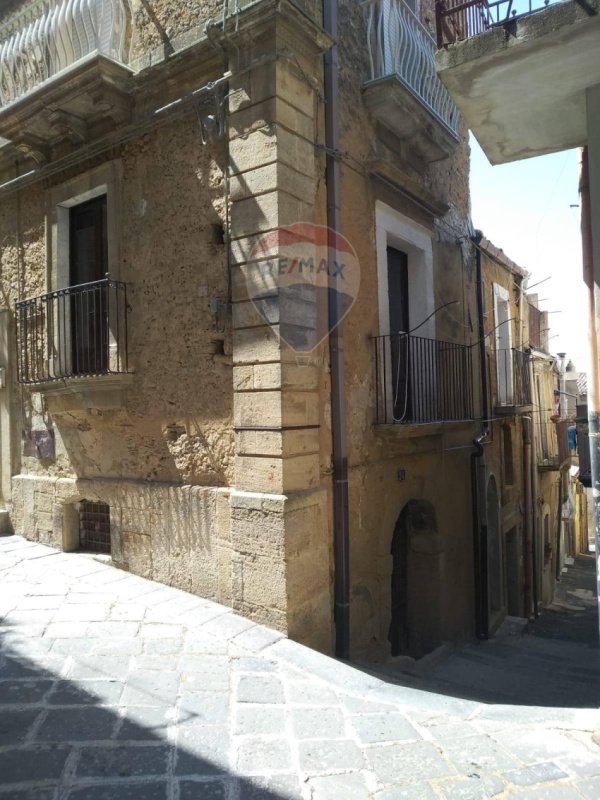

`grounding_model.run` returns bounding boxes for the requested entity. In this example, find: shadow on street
[0,627,287,800]
[359,556,600,709]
